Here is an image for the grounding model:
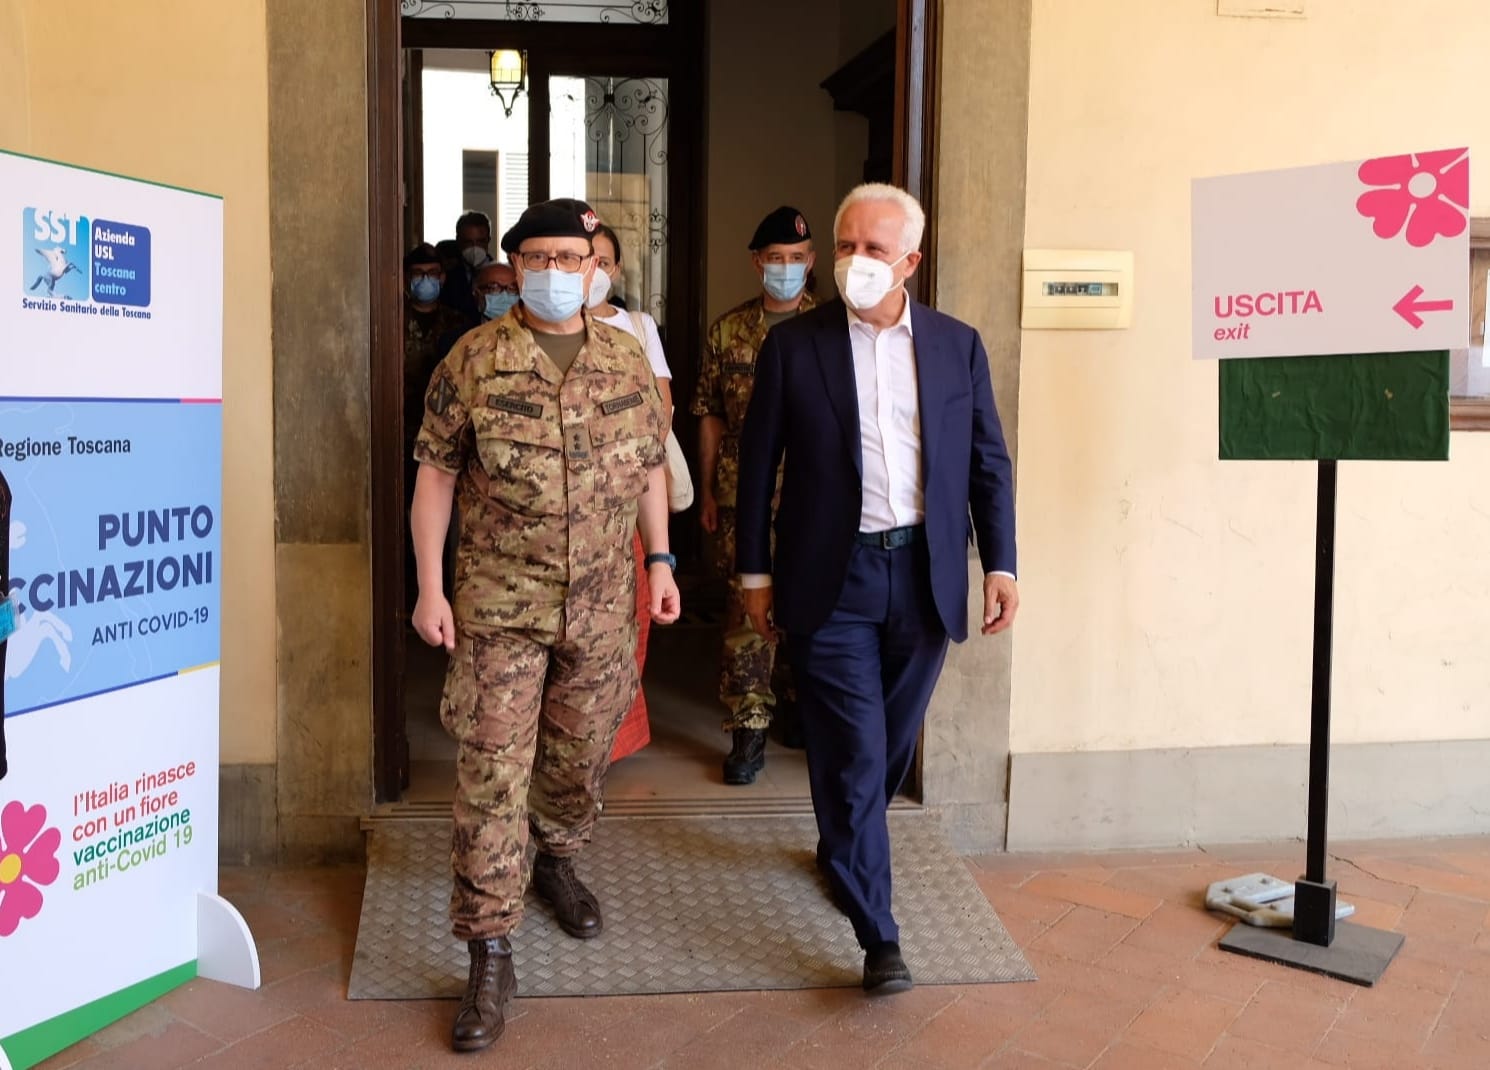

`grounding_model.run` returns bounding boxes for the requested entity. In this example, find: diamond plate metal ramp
[348,813,1035,999]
